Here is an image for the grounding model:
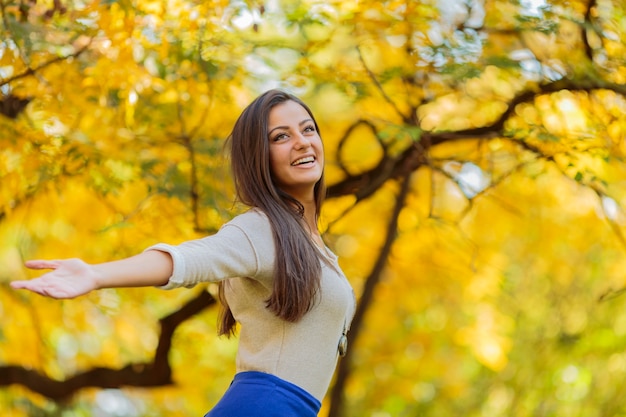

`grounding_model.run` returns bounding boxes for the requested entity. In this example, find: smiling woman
[268,100,325,207]
[10,89,356,417]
